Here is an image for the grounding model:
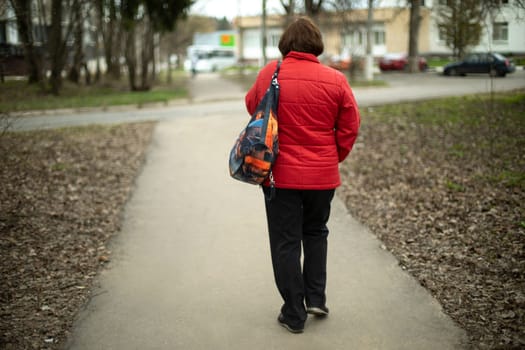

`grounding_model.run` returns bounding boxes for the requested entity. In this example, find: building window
[438,26,447,41]
[493,22,508,41]
[267,33,280,47]
[344,31,364,46]
[342,33,351,47]
[33,24,48,44]
[354,31,363,45]
[374,30,385,45]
